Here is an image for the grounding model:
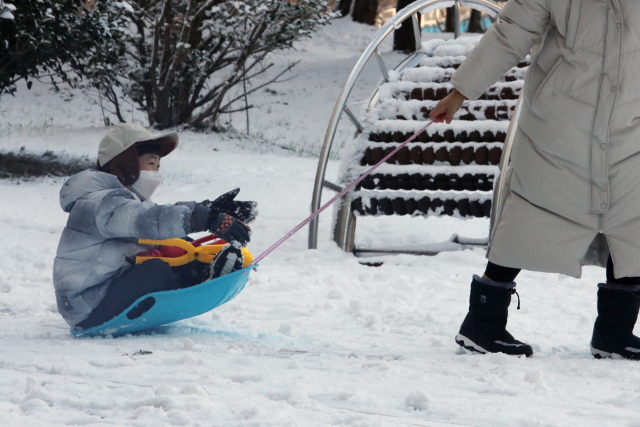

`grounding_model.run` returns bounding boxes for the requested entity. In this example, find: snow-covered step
[379,80,523,102]
[337,37,524,222]
[420,36,479,58]
[356,169,496,192]
[399,65,527,84]
[417,55,530,71]
[351,190,493,218]
[367,120,509,144]
[341,161,498,190]
[360,141,503,167]
[374,98,518,122]
[348,162,499,176]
